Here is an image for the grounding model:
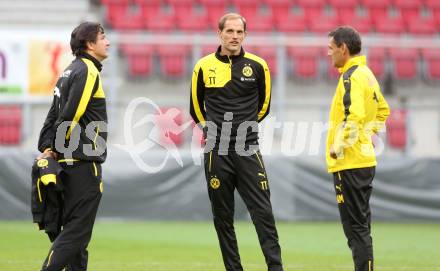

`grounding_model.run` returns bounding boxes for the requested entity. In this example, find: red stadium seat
[145,11,175,32]
[232,0,260,18]
[104,2,125,22]
[199,0,227,31]
[108,5,144,30]
[422,48,440,80]
[121,44,154,77]
[329,0,359,18]
[155,107,184,147]
[201,44,219,57]
[275,13,307,33]
[394,0,421,20]
[339,13,373,34]
[168,0,193,15]
[175,7,208,32]
[367,47,387,79]
[0,105,21,145]
[374,15,406,34]
[362,0,390,18]
[386,109,407,150]
[101,0,129,5]
[425,0,440,28]
[157,45,190,77]
[136,0,161,20]
[297,0,326,18]
[426,0,440,9]
[176,16,208,32]
[337,5,373,34]
[105,3,143,30]
[254,46,278,76]
[308,14,339,33]
[263,0,291,19]
[390,48,419,79]
[229,1,273,32]
[406,15,437,35]
[243,13,273,32]
[287,47,321,79]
